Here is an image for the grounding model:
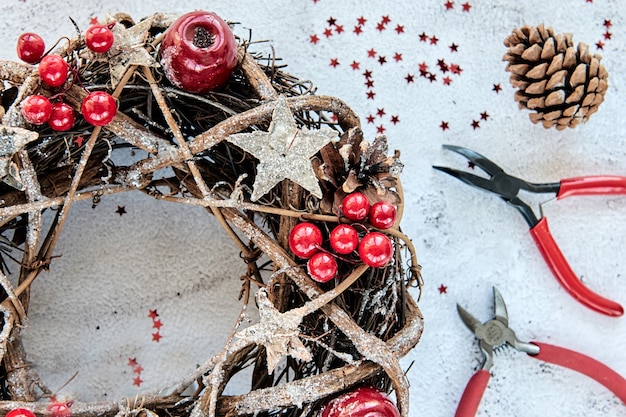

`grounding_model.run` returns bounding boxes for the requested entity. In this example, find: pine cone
[503,24,608,130]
